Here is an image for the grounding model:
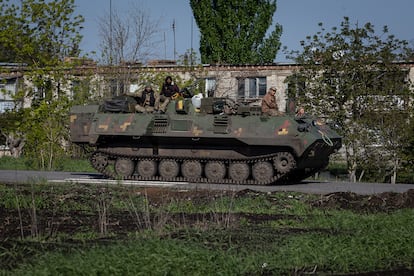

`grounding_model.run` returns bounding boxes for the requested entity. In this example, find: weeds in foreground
[0,183,414,275]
